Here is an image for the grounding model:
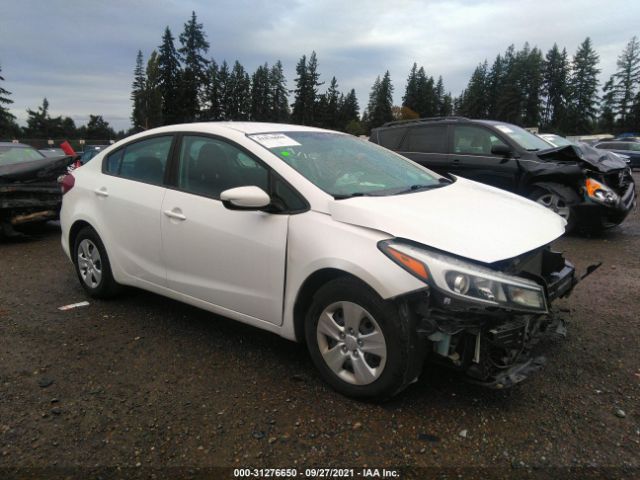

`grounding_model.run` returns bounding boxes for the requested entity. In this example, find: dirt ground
[1,175,638,479]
